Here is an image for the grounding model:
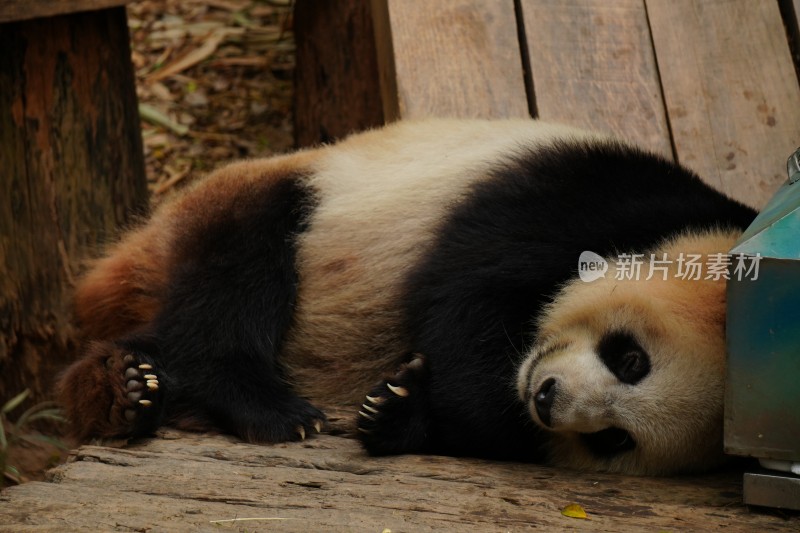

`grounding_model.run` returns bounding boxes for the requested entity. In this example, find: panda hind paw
[58,341,166,441]
[357,353,430,456]
[118,354,163,434]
